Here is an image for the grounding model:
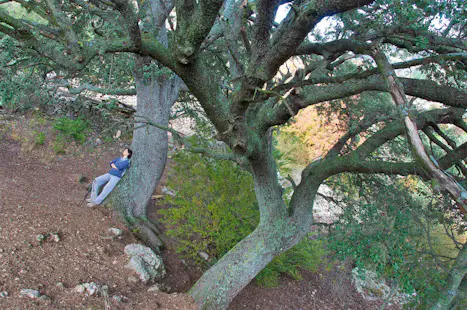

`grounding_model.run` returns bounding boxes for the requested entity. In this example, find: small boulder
[50,232,60,242]
[147,284,160,292]
[112,295,128,303]
[74,282,100,296]
[127,276,138,283]
[124,244,166,283]
[55,282,65,289]
[39,295,51,302]
[20,289,40,299]
[109,228,123,236]
[113,130,122,139]
[198,251,209,261]
[36,234,46,243]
